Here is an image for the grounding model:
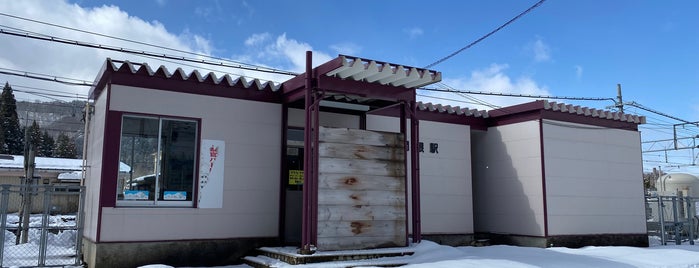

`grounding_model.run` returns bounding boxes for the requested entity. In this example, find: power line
[11,84,88,98]
[419,87,615,102]
[424,0,547,68]
[0,12,276,73]
[626,101,695,125]
[0,25,299,77]
[0,67,93,86]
